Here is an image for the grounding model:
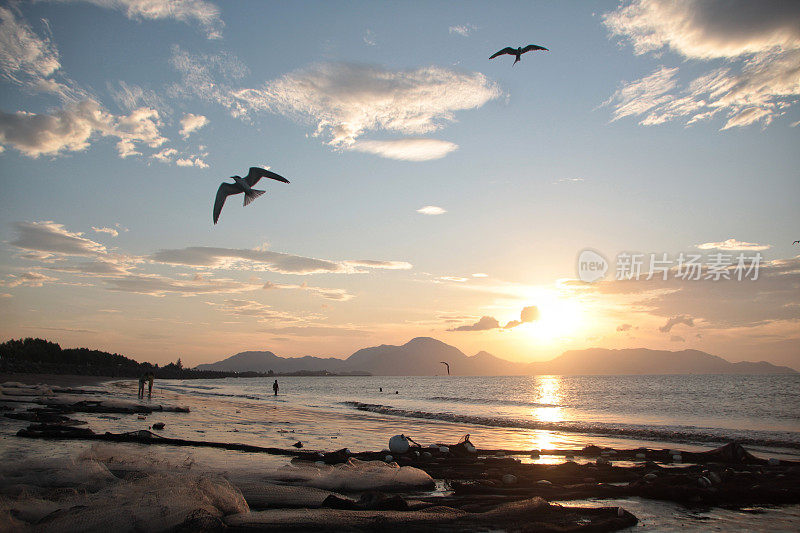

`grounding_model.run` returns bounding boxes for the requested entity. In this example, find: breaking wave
[341,401,800,450]
[427,396,562,408]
